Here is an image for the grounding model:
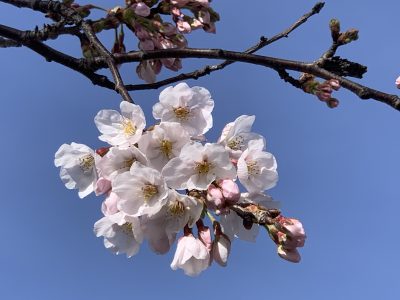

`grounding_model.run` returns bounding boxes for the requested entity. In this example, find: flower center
[78,154,94,173]
[227,135,245,150]
[195,160,212,174]
[120,222,134,236]
[160,139,173,158]
[123,157,136,169]
[142,184,158,201]
[168,199,185,217]
[247,160,260,175]
[173,106,190,120]
[122,118,137,136]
